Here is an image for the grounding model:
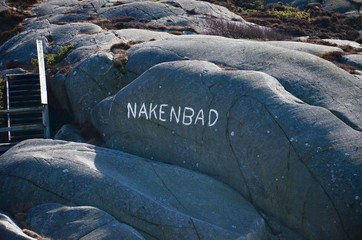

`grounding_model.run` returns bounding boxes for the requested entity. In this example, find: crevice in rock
[150,163,187,211]
[190,218,201,240]
[0,172,72,205]
[330,109,361,132]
